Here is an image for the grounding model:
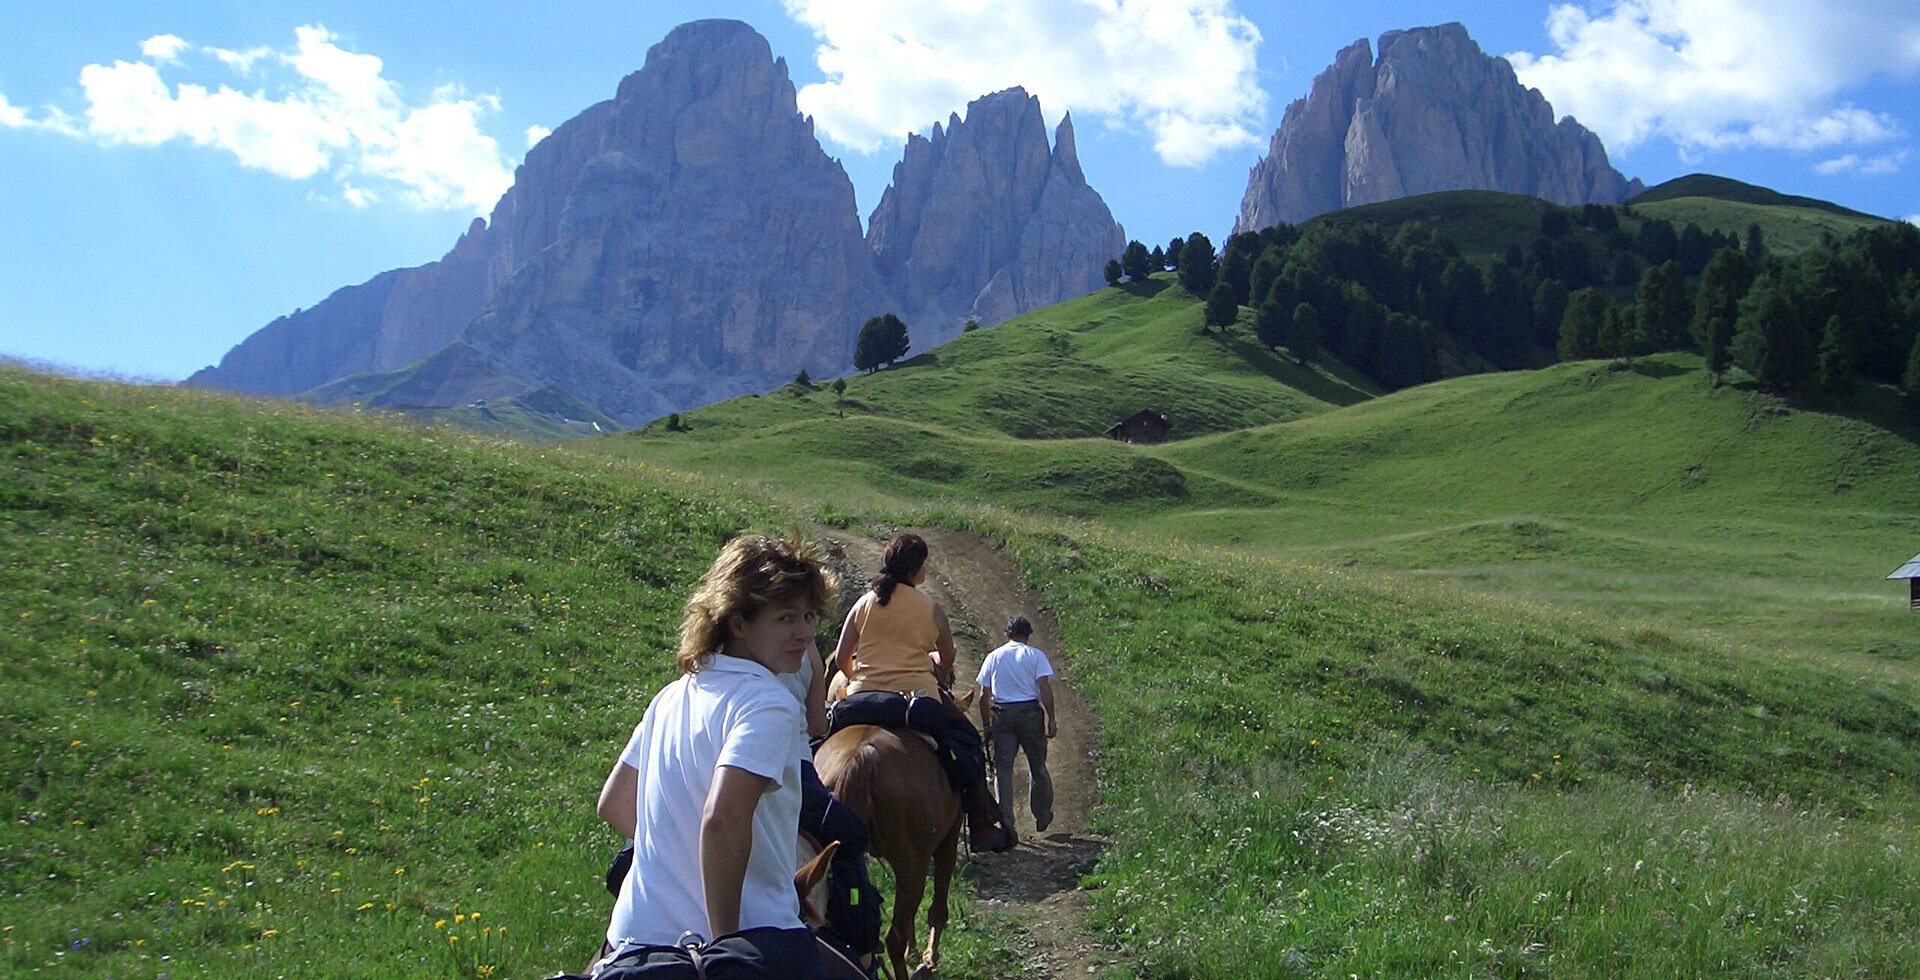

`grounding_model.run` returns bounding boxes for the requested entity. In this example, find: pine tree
[1557,288,1607,360]
[1706,316,1733,385]
[794,369,812,387]
[1734,277,1812,393]
[1104,259,1122,287]
[1122,240,1152,281]
[1817,314,1857,399]
[1636,260,1691,351]
[1254,297,1287,350]
[1178,233,1217,295]
[1203,281,1238,330]
[1165,236,1185,270]
[1597,303,1627,361]
[1220,245,1254,306]
[1288,303,1322,363]
[1692,247,1754,351]
[853,313,911,373]
[1249,248,1284,311]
